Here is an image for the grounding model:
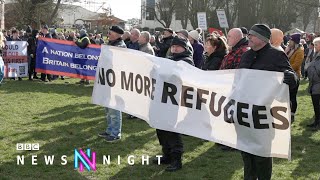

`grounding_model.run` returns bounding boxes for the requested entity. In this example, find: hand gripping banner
[92,46,291,159]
